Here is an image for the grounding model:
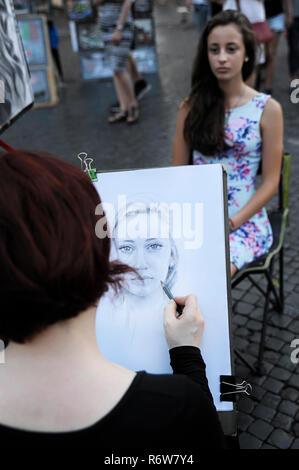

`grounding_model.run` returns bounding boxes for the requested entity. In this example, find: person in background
[221,0,268,88]
[110,0,152,114]
[186,0,212,35]
[93,0,139,124]
[47,19,64,85]
[0,149,226,449]
[288,0,299,92]
[173,10,283,278]
[264,0,292,95]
